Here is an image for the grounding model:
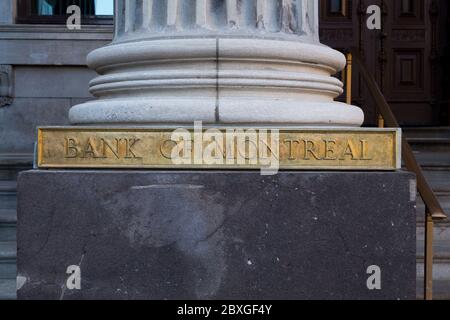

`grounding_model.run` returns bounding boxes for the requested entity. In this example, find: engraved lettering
[82,138,101,159]
[238,135,258,163]
[340,140,359,160]
[160,139,177,160]
[236,129,258,164]
[101,138,120,159]
[284,139,300,160]
[259,130,280,175]
[323,139,338,160]
[260,134,279,161]
[64,138,79,158]
[360,140,372,160]
[304,140,323,160]
[40,128,398,170]
[125,138,142,159]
